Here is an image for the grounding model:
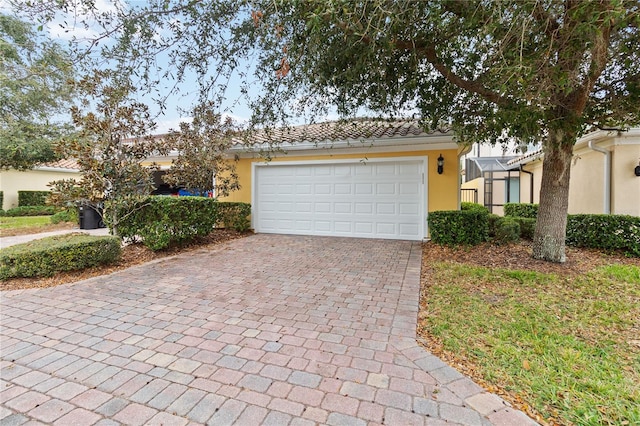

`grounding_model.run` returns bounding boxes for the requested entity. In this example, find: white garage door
[253,158,426,240]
